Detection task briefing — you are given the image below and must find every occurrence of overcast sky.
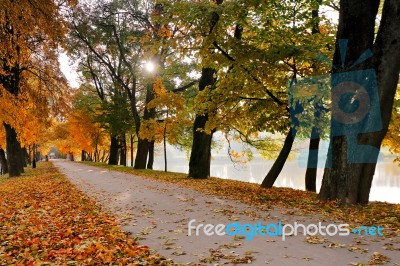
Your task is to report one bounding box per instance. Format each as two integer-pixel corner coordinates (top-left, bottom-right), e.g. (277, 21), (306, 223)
(59, 51), (80, 88)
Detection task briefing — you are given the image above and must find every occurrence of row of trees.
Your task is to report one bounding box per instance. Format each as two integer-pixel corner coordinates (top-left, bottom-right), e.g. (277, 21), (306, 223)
(1, 0), (399, 205)
(0, 0), (74, 176)
(64, 0), (400, 204)
(64, 0), (333, 177)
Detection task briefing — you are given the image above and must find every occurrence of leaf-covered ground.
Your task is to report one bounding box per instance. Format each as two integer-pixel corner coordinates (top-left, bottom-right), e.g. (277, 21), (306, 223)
(0, 162), (174, 265)
(82, 162), (399, 237)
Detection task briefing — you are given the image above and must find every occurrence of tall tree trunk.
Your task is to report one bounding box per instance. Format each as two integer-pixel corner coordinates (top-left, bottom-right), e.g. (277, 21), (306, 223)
(95, 144), (98, 162)
(260, 82), (302, 188)
(304, 0), (322, 192)
(35, 152), (41, 162)
(261, 128), (296, 188)
(18, 144), (24, 174)
(22, 147), (28, 167)
(119, 135), (127, 166)
(130, 134), (134, 167)
(146, 140), (154, 169)
(134, 83), (155, 169)
(0, 148), (8, 175)
(319, 0), (379, 203)
(27, 145), (31, 165)
(319, 0), (400, 204)
(4, 123), (21, 177)
(305, 127), (320, 192)
(188, 1), (223, 178)
(81, 150), (86, 161)
(108, 135), (119, 165)
(32, 144), (37, 164)
(189, 118), (214, 178)
(163, 125), (167, 172)
(94, 143), (99, 162)
(189, 68), (216, 178)
(134, 139), (149, 169)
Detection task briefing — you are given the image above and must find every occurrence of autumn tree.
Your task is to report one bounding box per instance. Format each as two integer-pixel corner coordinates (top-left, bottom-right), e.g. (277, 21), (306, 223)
(69, 0), (199, 169)
(318, 0), (400, 204)
(69, 0), (160, 168)
(47, 122), (80, 159)
(183, 0), (222, 179)
(140, 78), (191, 171)
(0, 0), (73, 176)
(68, 86), (111, 163)
(162, 0), (333, 181)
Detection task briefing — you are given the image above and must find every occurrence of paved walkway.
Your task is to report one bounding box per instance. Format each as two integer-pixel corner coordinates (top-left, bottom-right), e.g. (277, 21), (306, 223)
(53, 160), (399, 265)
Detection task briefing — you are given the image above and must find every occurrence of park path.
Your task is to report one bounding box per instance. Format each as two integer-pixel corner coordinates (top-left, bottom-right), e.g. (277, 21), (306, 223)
(53, 160), (399, 266)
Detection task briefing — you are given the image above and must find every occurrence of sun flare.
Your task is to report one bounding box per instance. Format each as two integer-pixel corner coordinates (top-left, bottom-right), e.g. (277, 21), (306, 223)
(145, 61), (155, 72)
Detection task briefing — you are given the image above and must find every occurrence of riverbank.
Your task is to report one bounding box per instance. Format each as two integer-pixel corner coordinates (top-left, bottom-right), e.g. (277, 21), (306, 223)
(81, 161), (400, 234)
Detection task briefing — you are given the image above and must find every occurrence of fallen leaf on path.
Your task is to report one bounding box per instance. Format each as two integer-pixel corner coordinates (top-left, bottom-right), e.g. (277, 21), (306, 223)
(0, 162), (175, 265)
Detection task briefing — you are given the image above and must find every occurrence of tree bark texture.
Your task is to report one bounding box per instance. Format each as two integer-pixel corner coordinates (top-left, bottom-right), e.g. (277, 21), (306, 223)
(319, 0), (400, 204)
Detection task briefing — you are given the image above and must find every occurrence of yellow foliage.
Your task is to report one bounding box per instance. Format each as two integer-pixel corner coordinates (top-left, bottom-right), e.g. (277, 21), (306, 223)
(43, 112), (109, 157)
(153, 78), (167, 96)
(139, 119), (163, 142)
(68, 110), (109, 153)
(139, 79), (191, 144)
(0, 0), (74, 147)
(158, 26), (173, 38)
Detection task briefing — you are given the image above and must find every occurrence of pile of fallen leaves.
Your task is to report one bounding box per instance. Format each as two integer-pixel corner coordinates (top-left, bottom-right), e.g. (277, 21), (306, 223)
(83, 162), (400, 237)
(0, 162), (174, 265)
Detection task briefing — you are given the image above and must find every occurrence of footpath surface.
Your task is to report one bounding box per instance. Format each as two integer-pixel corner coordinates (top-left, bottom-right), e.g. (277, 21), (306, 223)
(53, 160), (400, 266)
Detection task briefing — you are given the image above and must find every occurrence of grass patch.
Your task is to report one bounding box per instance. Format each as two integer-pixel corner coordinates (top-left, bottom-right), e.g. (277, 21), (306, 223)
(0, 162), (174, 265)
(81, 161), (400, 236)
(0, 175), (7, 184)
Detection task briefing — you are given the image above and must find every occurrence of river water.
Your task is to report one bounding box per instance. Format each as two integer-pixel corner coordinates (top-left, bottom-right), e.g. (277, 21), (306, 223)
(150, 143), (400, 204)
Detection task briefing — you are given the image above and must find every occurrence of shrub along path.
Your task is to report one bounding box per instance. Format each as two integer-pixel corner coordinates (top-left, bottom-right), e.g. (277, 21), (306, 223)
(53, 160), (399, 266)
